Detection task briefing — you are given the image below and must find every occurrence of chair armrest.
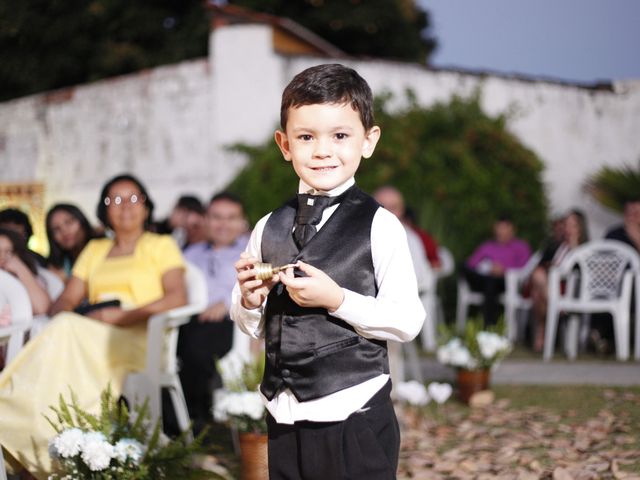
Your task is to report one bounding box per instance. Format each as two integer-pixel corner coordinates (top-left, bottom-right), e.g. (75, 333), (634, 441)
(0, 322), (32, 364)
(144, 302), (207, 377)
(157, 304), (207, 328)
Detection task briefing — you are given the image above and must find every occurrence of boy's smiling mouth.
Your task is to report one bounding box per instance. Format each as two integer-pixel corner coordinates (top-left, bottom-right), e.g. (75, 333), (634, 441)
(311, 166), (338, 172)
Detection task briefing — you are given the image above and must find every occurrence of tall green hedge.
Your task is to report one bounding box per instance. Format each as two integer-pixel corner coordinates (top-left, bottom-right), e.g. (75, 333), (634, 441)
(227, 91), (548, 262)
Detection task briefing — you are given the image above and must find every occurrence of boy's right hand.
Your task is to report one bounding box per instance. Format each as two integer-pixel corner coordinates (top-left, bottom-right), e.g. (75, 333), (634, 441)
(235, 252), (279, 310)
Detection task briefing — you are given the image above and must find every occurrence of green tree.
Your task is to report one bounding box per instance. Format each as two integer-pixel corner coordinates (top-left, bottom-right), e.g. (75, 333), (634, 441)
(227, 91), (548, 263)
(228, 0), (437, 63)
(0, 0), (210, 101)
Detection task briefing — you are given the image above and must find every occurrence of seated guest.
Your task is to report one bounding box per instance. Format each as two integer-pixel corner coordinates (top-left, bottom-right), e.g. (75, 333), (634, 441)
(529, 209), (588, 351)
(373, 186), (433, 293)
(405, 206), (441, 270)
(178, 192), (249, 431)
(0, 227), (51, 316)
(0, 173), (187, 479)
(0, 207), (48, 268)
(45, 203), (97, 282)
(182, 200), (207, 250)
(605, 197), (640, 252)
(462, 216), (531, 327)
(155, 194), (204, 249)
(537, 214), (566, 268)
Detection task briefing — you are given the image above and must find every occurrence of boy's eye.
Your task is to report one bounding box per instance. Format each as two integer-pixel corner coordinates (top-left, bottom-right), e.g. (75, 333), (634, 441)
(298, 134), (313, 141)
(335, 133), (348, 140)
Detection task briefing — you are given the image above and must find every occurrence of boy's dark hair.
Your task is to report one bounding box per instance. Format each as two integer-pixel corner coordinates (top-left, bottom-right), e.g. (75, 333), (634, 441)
(0, 208), (34, 241)
(96, 173), (155, 230)
(280, 63), (375, 131)
(46, 203), (96, 268)
(209, 191), (245, 213)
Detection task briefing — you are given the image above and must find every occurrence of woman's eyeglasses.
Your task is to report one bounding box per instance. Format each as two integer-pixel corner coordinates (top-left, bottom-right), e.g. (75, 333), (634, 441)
(104, 194), (145, 207)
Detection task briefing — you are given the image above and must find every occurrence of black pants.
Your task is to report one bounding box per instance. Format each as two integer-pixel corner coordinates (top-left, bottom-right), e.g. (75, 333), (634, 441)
(267, 381), (399, 480)
(176, 315), (234, 422)
(462, 265), (505, 327)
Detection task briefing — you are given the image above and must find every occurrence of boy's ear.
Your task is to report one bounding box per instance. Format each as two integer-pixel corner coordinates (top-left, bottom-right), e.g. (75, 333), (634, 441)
(274, 130), (292, 162)
(362, 126), (381, 159)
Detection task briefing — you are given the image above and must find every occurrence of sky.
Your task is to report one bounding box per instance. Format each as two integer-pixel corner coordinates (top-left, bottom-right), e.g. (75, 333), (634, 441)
(420, 0), (640, 84)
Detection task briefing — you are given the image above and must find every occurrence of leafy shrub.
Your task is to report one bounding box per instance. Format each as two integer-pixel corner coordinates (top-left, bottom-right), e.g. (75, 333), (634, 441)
(585, 160), (640, 213)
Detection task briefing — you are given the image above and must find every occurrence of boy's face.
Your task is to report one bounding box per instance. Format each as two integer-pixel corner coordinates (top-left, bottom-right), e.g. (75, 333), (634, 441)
(274, 103), (380, 192)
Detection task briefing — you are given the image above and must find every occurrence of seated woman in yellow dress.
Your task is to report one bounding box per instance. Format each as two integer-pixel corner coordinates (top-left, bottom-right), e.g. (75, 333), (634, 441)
(0, 173), (187, 479)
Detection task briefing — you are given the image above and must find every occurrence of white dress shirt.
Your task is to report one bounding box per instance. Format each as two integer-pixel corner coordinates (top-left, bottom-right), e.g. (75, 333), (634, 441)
(230, 177), (425, 424)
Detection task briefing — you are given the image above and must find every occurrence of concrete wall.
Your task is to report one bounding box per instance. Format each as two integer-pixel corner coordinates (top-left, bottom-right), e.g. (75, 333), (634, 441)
(2, 23), (639, 240)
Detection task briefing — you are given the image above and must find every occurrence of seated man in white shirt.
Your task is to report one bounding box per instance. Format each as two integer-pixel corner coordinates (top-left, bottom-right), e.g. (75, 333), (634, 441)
(232, 64), (425, 479)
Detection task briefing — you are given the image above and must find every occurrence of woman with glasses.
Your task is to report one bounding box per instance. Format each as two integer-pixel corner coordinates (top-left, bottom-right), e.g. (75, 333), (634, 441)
(0, 174), (187, 479)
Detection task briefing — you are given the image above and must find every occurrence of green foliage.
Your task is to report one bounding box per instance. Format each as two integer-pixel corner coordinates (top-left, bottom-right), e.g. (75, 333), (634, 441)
(227, 91), (548, 265)
(45, 385), (216, 479)
(0, 0), (210, 101)
(584, 160), (640, 213)
(228, 0), (436, 63)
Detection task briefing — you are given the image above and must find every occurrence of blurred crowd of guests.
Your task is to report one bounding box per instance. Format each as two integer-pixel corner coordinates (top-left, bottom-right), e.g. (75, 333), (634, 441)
(1, 174), (638, 456)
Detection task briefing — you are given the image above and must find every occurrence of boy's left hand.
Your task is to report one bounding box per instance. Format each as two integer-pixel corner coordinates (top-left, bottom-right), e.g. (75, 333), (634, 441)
(279, 261), (344, 312)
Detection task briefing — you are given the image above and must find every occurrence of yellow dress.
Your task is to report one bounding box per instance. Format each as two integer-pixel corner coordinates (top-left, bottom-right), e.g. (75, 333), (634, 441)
(0, 232), (184, 479)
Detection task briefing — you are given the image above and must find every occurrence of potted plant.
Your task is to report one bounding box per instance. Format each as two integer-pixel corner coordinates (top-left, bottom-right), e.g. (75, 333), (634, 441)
(437, 318), (512, 404)
(213, 354), (267, 480)
(45, 386), (213, 479)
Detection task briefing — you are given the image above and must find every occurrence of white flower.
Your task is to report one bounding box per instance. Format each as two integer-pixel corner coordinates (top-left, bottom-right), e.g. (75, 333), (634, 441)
(437, 338), (475, 369)
(214, 390), (264, 421)
(113, 438), (145, 465)
(427, 382), (453, 404)
(477, 331), (511, 359)
(218, 353), (247, 388)
(396, 381), (430, 406)
(213, 390), (232, 422)
(239, 392), (264, 420)
(53, 428), (84, 458)
(81, 432), (114, 471)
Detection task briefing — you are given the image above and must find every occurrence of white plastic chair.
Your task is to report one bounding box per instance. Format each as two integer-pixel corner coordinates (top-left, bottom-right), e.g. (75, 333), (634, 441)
(420, 246), (455, 351)
(0, 270), (33, 480)
(121, 262), (207, 439)
(503, 251), (542, 341)
(0, 270), (33, 365)
(436, 246), (455, 280)
(456, 251), (541, 340)
(543, 240), (640, 361)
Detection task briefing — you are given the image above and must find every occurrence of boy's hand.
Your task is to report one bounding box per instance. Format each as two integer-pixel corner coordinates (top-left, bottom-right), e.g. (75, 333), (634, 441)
(235, 253), (279, 310)
(279, 261), (344, 312)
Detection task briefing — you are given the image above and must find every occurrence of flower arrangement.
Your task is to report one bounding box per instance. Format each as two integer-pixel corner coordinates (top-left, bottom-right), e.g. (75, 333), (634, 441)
(45, 386), (213, 480)
(213, 354), (267, 434)
(437, 318), (512, 371)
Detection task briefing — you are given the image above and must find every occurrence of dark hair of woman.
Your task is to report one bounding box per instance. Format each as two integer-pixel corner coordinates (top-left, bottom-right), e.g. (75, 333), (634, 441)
(568, 208), (589, 244)
(96, 173), (155, 230)
(45, 203), (96, 269)
(0, 227), (38, 275)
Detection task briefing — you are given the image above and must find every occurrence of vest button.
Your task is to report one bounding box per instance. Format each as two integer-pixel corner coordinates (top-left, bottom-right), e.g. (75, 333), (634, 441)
(281, 368), (291, 377)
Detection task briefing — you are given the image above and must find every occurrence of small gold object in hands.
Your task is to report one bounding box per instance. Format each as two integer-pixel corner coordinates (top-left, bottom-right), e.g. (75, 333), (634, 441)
(254, 262), (297, 281)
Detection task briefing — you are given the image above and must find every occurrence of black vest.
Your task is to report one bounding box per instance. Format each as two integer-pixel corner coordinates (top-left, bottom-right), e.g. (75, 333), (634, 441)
(260, 186), (389, 401)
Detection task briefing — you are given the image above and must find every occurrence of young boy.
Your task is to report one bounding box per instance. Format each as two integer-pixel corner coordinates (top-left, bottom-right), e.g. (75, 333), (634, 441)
(231, 63), (425, 479)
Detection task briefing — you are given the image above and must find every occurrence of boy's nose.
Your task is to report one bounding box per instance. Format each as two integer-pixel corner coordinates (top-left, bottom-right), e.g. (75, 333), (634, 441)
(313, 138), (331, 158)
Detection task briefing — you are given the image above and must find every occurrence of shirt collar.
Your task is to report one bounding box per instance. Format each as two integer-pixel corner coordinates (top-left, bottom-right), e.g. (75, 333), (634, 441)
(298, 177), (355, 197)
